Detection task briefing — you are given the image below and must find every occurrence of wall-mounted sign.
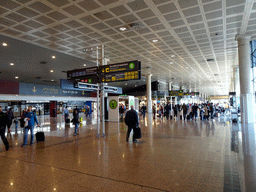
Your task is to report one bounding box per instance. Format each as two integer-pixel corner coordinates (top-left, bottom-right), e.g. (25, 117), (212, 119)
(99, 60), (141, 75)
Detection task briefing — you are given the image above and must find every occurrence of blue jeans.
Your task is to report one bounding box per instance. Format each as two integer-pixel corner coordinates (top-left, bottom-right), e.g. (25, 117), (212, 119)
(15, 124), (18, 129)
(75, 123), (79, 134)
(23, 126), (34, 145)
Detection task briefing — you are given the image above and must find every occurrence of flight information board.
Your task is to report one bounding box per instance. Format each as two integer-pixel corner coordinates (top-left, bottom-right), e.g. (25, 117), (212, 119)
(67, 67), (98, 79)
(169, 91), (183, 96)
(99, 60), (141, 75)
(100, 71), (141, 83)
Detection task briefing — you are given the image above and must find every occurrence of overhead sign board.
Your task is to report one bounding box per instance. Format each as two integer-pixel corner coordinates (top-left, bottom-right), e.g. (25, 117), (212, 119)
(67, 67), (98, 79)
(99, 60), (141, 75)
(169, 90), (183, 96)
(100, 71), (141, 83)
(191, 92), (200, 96)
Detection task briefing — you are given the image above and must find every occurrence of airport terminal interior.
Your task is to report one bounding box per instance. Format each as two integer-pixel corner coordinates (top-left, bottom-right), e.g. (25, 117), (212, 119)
(1, 0), (256, 191)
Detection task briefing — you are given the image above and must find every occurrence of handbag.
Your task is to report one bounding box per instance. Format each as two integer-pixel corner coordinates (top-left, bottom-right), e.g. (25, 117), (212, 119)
(24, 118), (28, 127)
(134, 126), (141, 139)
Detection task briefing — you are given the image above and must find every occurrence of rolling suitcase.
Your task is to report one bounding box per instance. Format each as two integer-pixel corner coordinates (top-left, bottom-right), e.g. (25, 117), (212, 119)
(170, 115), (172, 120)
(66, 118), (70, 123)
(36, 132), (45, 142)
(180, 115), (182, 120)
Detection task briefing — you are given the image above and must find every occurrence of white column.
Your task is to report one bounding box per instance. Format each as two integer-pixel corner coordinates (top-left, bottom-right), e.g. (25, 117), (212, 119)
(146, 74), (152, 113)
(236, 35), (254, 124)
(189, 82), (192, 93)
(236, 34), (256, 192)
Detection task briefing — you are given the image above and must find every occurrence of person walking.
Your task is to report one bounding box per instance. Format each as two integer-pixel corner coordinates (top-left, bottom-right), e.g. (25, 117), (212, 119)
(6, 108), (14, 134)
(14, 116), (19, 133)
(125, 105), (139, 143)
(209, 103), (214, 119)
(23, 106), (40, 146)
(63, 107), (69, 123)
(165, 103), (171, 120)
(152, 104), (156, 119)
(182, 103), (188, 120)
(141, 104), (147, 119)
(72, 109), (80, 136)
(174, 105), (178, 119)
(0, 106), (9, 151)
(192, 104), (199, 120)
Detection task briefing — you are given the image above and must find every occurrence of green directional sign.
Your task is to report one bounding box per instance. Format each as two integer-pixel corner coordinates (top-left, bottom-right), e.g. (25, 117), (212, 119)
(130, 99), (134, 106)
(109, 100), (118, 109)
(129, 62), (135, 69)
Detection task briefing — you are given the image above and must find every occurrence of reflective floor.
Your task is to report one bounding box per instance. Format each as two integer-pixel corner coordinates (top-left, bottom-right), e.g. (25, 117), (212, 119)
(0, 113), (244, 192)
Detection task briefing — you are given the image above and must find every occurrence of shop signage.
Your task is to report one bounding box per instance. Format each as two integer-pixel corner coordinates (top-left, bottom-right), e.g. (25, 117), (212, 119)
(211, 95), (229, 99)
(99, 60), (141, 75)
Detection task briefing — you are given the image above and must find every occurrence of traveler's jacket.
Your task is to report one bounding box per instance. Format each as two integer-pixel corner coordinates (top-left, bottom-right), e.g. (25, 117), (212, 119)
(72, 113), (80, 124)
(0, 112), (7, 128)
(24, 112), (39, 127)
(6, 110), (14, 122)
(125, 109), (139, 127)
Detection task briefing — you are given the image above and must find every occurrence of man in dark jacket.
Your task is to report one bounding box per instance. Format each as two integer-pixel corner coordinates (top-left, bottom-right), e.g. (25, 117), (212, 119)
(0, 106), (9, 151)
(125, 105), (139, 143)
(6, 108), (14, 133)
(165, 103), (171, 120)
(182, 103), (188, 120)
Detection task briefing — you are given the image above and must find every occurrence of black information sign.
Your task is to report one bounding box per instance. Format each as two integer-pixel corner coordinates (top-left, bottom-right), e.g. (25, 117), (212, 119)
(75, 75), (98, 84)
(99, 60), (141, 75)
(67, 67), (98, 79)
(100, 71), (141, 83)
(169, 90), (183, 96)
(191, 92), (200, 96)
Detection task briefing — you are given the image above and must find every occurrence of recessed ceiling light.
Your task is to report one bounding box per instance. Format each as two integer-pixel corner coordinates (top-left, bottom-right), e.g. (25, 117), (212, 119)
(171, 55), (175, 57)
(83, 64), (86, 66)
(170, 62), (174, 64)
(50, 70), (53, 72)
(10, 63), (14, 66)
(143, 79), (145, 81)
(15, 76), (19, 79)
(119, 27), (127, 31)
(2, 43), (7, 46)
(152, 39), (158, 43)
(52, 56), (56, 59)
(51, 79), (54, 81)
(135, 85), (137, 87)
(125, 83), (127, 85)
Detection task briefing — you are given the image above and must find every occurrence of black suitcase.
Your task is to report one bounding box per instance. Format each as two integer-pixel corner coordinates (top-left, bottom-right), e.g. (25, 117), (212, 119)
(180, 115), (182, 120)
(36, 132), (45, 142)
(187, 115), (190, 120)
(66, 119), (70, 123)
(170, 115), (172, 120)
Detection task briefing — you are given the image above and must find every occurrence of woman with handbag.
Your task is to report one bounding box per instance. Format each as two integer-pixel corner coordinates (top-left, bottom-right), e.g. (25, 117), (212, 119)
(72, 109), (80, 136)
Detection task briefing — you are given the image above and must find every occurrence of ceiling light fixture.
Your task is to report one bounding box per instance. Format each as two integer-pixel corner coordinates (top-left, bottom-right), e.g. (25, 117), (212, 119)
(171, 55), (175, 57)
(83, 64), (86, 66)
(50, 70), (53, 72)
(119, 27), (127, 31)
(125, 83), (127, 85)
(52, 56), (56, 59)
(51, 79), (54, 81)
(15, 76), (19, 79)
(170, 62), (174, 64)
(152, 39), (158, 43)
(2, 43), (7, 46)
(10, 63), (14, 66)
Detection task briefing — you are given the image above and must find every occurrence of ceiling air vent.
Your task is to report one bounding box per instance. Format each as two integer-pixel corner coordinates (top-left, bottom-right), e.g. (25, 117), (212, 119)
(40, 61), (47, 64)
(129, 22), (144, 30)
(206, 59), (214, 62)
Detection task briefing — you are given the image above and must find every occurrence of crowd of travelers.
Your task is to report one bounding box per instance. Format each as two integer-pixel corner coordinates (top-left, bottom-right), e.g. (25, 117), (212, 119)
(152, 103), (228, 120)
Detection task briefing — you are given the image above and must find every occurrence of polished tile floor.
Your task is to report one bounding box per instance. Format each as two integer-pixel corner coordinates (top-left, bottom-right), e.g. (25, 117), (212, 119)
(0, 113), (243, 192)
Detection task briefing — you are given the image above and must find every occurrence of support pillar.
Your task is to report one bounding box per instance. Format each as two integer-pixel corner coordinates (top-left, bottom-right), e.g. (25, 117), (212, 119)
(236, 34), (256, 192)
(237, 35), (254, 124)
(146, 74), (152, 113)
